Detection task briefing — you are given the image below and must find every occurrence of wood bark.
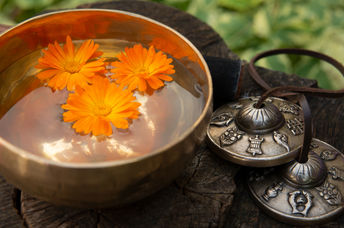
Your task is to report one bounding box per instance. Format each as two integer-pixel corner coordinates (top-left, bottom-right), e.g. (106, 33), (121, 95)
(0, 1), (342, 227)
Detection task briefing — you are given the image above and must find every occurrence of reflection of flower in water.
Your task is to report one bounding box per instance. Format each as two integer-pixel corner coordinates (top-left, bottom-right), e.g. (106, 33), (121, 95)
(111, 44), (175, 93)
(18, 16), (111, 50)
(62, 77), (141, 136)
(150, 37), (186, 59)
(35, 35), (105, 91)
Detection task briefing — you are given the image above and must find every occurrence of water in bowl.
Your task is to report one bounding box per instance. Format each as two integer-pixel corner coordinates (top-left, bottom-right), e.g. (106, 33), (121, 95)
(0, 39), (205, 163)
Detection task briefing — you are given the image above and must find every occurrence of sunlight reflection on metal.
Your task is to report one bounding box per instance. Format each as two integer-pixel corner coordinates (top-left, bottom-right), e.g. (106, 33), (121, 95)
(107, 138), (136, 157)
(80, 143), (91, 156)
(147, 120), (156, 132)
(42, 138), (73, 162)
(137, 94), (148, 113)
(137, 95), (156, 132)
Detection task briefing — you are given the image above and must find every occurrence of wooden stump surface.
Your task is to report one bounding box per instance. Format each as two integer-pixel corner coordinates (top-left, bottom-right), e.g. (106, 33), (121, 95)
(0, 1), (343, 227)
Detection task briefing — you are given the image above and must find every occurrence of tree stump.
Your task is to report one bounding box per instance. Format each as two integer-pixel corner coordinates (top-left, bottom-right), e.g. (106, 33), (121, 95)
(0, 178), (24, 227)
(0, 1), (343, 227)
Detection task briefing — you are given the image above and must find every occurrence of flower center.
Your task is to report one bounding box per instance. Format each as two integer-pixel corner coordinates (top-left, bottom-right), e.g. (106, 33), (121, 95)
(135, 67), (150, 78)
(94, 105), (112, 117)
(64, 61), (82, 73)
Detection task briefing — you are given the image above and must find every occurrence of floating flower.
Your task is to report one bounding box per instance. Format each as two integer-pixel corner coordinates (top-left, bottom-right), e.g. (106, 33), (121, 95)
(35, 35), (105, 91)
(61, 77), (141, 136)
(111, 44), (175, 92)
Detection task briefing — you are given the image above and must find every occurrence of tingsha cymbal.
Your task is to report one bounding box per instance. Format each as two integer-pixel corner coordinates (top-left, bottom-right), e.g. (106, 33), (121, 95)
(247, 138), (344, 225)
(207, 96), (304, 167)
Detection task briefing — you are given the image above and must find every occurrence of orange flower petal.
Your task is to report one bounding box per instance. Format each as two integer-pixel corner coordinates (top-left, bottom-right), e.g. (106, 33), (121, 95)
(138, 78), (147, 92)
(90, 51), (103, 59)
(54, 41), (66, 59)
(62, 77), (140, 136)
(47, 74), (63, 90)
(64, 35), (74, 58)
(35, 35), (105, 91)
(111, 44), (174, 93)
(36, 69), (60, 80)
(91, 118), (112, 136)
(157, 74), (173, 81)
(72, 116), (94, 135)
(55, 72), (69, 90)
(147, 77), (164, 90)
(111, 118), (129, 129)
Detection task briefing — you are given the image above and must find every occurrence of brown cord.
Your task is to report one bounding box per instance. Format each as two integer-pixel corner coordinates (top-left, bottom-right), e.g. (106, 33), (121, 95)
(297, 95), (312, 163)
(248, 48), (344, 92)
(248, 48), (344, 163)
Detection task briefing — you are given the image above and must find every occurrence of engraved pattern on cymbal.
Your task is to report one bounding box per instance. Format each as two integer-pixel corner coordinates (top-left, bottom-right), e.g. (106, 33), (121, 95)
(310, 140), (319, 149)
(207, 96), (304, 167)
(210, 112), (233, 127)
(316, 181), (343, 206)
(286, 117), (304, 136)
(320, 150), (338, 161)
(288, 190), (313, 217)
(279, 103), (300, 115)
(219, 126), (245, 147)
(328, 167), (344, 181)
(247, 139), (344, 225)
(273, 131), (290, 152)
(247, 135), (264, 156)
(262, 182), (284, 201)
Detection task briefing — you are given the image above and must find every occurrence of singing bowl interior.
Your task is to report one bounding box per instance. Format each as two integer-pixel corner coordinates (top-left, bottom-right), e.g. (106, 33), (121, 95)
(0, 9), (212, 208)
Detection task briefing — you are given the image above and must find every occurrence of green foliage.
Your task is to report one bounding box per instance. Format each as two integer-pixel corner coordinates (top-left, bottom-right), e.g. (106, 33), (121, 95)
(152, 0), (191, 11)
(218, 0), (263, 12)
(0, 0), (110, 25)
(13, 0), (54, 9)
(1, 0), (343, 89)
(158, 0), (344, 89)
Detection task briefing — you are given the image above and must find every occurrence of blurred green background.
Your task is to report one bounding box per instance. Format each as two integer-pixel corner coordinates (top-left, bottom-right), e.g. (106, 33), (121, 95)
(1, 0), (344, 89)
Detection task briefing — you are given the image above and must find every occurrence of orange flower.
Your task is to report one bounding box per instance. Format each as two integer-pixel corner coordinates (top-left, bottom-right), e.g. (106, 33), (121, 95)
(61, 78), (141, 136)
(35, 35), (105, 91)
(111, 44), (175, 92)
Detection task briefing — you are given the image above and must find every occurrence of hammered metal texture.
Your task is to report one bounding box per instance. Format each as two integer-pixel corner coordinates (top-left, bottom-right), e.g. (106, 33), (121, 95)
(0, 10), (213, 208)
(247, 139), (344, 225)
(207, 96), (304, 167)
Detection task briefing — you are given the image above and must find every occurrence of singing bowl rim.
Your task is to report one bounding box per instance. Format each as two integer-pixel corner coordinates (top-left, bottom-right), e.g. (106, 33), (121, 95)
(0, 9), (213, 168)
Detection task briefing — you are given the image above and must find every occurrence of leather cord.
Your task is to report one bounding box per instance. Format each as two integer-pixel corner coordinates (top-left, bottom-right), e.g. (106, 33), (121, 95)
(297, 95), (312, 163)
(248, 48), (344, 163)
(248, 48), (344, 92)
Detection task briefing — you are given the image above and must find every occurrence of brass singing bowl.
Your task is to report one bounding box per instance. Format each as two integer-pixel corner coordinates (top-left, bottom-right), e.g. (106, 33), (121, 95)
(0, 9), (212, 207)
